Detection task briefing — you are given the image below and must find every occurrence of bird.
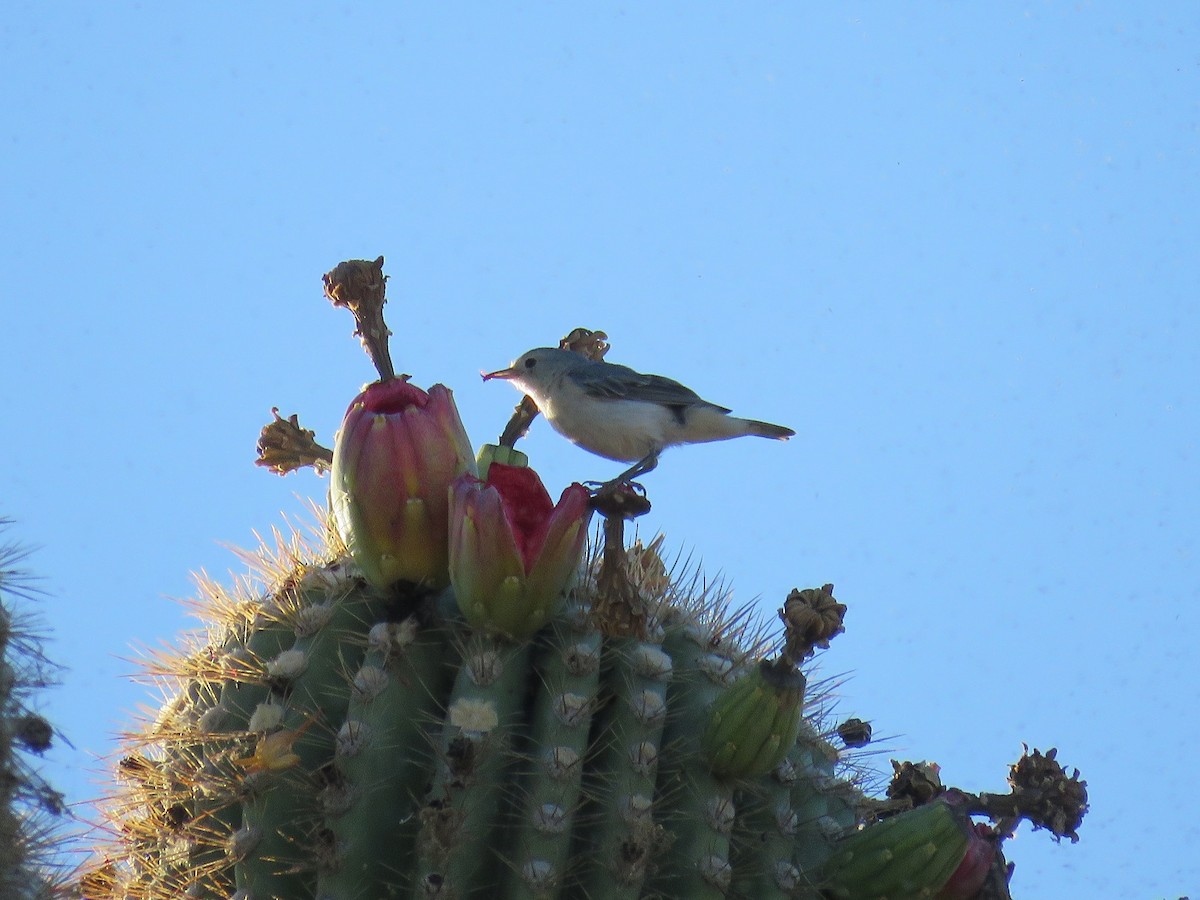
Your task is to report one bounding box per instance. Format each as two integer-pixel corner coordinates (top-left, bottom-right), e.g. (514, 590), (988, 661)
(483, 347), (794, 488)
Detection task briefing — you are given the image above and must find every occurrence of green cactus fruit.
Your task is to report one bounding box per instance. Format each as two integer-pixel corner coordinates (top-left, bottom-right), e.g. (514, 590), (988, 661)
(74, 523), (879, 900)
(820, 797), (974, 900)
(702, 657), (805, 777)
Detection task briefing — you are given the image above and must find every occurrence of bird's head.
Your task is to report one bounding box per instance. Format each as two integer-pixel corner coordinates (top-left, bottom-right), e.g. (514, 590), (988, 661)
(482, 348), (565, 400)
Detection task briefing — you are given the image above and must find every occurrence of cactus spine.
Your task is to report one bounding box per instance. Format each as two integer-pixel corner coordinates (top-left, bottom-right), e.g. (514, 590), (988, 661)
(0, 522), (67, 899)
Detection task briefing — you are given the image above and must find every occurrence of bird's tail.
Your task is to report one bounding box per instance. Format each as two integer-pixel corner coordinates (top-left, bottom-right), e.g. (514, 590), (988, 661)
(743, 419), (795, 441)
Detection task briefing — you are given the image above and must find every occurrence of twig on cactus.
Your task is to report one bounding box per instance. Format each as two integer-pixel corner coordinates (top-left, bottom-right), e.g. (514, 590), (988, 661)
(498, 394), (542, 449)
(591, 511), (649, 639)
(322, 255), (398, 381)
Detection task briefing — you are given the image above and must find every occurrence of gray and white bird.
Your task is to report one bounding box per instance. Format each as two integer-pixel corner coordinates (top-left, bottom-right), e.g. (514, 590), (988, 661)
(484, 347), (794, 485)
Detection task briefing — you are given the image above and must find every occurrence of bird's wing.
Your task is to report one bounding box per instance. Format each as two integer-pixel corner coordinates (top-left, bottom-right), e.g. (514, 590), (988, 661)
(577, 362), (732, 413)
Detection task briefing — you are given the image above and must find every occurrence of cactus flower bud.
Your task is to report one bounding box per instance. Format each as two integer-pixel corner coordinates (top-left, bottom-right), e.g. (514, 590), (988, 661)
(330, 379), (476, 589)
(449, 462), (590, 640)
(702, 658), (805, 777)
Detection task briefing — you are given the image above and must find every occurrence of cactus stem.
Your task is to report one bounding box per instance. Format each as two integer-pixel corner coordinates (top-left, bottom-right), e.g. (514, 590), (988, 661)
(413, 634), (535, 896)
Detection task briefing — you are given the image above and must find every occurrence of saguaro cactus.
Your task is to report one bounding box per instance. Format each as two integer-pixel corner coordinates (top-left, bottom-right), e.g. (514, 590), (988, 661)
(71, 258), (1086, 899)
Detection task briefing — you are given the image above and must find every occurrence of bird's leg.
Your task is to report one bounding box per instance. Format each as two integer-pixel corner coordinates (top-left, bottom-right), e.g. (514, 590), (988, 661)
(587, 452), (658, 519)
(593, 451), (659, 496)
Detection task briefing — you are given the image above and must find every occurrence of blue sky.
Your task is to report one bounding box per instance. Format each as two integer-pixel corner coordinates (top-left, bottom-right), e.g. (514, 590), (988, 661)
(2, 3), (1197, 896)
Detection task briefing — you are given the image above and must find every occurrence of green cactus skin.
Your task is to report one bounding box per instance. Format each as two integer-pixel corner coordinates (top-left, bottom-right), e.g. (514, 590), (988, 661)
(725, 757), (801, 900)
(503, 606), (600, 898)
(789, 719), (864, 889)
(645, 622), (740, 900)
(74, 531), (912, 900)
(574, 634), (673, 898)
(234, 574), (393, 899)
(316, 616), (459, 897)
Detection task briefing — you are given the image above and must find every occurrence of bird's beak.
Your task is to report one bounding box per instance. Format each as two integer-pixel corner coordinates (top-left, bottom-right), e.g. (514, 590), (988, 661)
(481, 366), (517, 381)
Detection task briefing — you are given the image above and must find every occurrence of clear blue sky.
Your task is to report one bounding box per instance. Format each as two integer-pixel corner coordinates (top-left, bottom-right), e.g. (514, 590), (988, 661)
(3, 4), (1196, 896)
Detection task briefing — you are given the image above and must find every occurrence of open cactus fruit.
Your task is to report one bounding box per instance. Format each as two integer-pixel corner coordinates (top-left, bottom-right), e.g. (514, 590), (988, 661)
(74, 257), (1087, 899)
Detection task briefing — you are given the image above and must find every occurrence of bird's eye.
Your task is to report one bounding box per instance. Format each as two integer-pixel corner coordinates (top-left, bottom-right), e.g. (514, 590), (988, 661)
(524, 358), (537, 369)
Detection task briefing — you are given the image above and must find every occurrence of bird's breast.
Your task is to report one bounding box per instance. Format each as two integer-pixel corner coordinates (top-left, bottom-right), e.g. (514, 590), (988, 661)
(541, 396), (670, 462)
